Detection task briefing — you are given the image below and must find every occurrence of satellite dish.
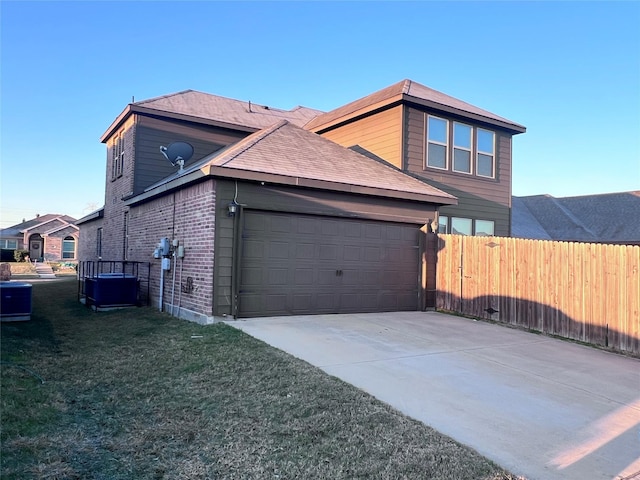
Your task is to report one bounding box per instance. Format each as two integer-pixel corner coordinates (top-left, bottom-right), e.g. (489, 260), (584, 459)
(159, 142), (194, 172)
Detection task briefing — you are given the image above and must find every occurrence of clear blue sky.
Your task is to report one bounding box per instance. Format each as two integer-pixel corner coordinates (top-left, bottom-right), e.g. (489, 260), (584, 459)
(1, 1), (639, 228)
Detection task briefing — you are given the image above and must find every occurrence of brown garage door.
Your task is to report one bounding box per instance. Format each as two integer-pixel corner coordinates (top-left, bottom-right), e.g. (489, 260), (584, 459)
(238, 211), (420, 317)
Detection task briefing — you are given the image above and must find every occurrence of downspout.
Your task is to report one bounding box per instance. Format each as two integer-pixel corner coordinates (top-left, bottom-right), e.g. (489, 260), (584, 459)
(231, 204), (243, 318)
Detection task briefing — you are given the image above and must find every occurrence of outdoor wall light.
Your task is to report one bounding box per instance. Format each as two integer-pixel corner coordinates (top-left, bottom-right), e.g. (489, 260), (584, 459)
(228, 201), (239, 217)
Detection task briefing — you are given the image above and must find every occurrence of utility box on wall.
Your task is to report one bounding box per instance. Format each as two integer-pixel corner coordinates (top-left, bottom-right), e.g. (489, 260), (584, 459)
(0, 282), (33, 321)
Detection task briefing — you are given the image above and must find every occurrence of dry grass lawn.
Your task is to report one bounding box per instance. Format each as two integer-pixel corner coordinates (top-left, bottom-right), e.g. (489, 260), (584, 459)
(1, 279), (522, 479)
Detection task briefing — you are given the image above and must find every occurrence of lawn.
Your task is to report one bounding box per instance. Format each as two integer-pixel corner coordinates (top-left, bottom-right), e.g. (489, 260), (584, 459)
(1, 279), (521, 479)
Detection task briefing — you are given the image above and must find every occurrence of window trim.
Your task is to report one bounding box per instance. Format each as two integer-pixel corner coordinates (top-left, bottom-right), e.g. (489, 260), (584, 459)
(425, 115), (449, 170)
(62, 236), (76, 260)
(476, 128), (496, 179)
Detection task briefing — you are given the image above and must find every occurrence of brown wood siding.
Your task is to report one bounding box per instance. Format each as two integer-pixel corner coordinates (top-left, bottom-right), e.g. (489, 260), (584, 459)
(404, 106), (513, 236)
(318, 106), (403, 169)
(213, 179), (438, 317)
(133, 115), (246, 195)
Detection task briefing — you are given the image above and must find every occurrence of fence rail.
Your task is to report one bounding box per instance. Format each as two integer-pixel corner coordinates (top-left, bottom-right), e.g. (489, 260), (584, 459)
(435, 234), (640, 355)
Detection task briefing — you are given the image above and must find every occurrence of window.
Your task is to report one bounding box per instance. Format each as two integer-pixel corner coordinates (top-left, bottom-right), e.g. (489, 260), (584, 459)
(0, 240), (18, 249)
(96, 227), (103, 258)
(111, 130), (125, 180)
(476, 128), (495, 178)
(451, 217), (473, 236)
(453, 123), (472, 174)
(438, 215), (449, 234)
(475, 220), (495, 236)
(62, 236), (76, 259)
(426, 116), (448, 169)
(424, 116), (497, 180)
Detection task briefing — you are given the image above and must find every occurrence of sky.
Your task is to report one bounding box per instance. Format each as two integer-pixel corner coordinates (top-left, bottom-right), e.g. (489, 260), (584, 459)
(1, 1), (639, 228)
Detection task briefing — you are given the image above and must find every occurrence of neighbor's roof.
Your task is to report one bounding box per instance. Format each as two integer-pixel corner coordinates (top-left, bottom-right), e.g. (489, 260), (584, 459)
(512, 191), (640, 244)
(136, 120), (457, 206)
(0, 214), (78, 238)
(101, 90), (323, 142)
(305, 79), (526, 134)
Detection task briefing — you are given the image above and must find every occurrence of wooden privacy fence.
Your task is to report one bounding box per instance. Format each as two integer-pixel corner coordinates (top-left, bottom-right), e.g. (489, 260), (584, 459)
(435, 234), (640, 355)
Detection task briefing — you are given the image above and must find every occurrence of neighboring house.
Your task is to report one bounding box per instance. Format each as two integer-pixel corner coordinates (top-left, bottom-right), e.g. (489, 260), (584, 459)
(77, 88), (457, 322)
(512, 191), (640, 245)
(0, 214), (79, 262)
(305, 79), (526, 237)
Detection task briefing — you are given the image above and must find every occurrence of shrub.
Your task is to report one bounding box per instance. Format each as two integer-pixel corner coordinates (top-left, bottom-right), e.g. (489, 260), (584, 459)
(13, 249), (29, 262)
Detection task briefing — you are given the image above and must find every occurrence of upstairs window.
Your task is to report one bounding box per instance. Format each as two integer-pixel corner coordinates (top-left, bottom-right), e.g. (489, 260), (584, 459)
(453, 122), (472, 174)
(476, 128), (495, 178)
(62, 236), (76, 259)
(426, 116), (448, 169)
(111, 130), (125, 180)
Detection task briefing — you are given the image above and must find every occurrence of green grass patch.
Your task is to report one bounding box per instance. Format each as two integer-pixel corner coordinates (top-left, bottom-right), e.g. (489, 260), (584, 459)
(1, 279), (521, 479)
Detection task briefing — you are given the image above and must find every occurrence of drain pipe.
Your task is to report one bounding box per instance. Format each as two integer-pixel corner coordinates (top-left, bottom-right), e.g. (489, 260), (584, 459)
(159, 262), (165, 311)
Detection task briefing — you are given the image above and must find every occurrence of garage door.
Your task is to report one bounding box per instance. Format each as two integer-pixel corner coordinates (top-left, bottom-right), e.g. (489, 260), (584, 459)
(238, 211), (420, 317)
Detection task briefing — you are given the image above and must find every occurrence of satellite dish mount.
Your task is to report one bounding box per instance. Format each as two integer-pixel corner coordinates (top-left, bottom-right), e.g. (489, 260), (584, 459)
(159, 142), (194, 173)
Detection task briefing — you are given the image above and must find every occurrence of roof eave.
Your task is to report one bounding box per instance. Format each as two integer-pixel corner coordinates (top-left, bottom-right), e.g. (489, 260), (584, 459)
(403, 95), (526, 134)
(101, 105), (260, 143)
(206, 166), (458, 206)
(124, 163), (457, 208)
(308, 93), (526, 135)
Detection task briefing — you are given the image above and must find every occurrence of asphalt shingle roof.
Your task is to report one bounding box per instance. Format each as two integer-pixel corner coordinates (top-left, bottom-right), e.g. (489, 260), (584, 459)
(146, 121), (456, 205)
(305, 79), (526, 133)
(0, 214), (78, 238)
(512, 192), (640, 243)
(134, 90), (323, 130)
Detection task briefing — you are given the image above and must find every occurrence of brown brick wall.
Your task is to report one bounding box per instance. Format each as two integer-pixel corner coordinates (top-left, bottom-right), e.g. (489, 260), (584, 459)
(128, 179), (217, 318)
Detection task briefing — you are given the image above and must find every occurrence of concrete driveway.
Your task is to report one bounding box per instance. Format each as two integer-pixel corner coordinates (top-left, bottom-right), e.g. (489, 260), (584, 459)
(228, 311), (640, 480)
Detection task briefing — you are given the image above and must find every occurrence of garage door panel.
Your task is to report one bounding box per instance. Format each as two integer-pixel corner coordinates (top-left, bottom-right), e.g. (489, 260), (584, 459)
(239, 211), (419, 317)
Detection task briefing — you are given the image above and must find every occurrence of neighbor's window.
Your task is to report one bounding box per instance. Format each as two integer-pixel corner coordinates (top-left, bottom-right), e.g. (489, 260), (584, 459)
(438, 215), (449, 234)
(0, 240), (18, 249)
(451, 217), (473, 236)
(62, 236), (76, 259)
(453, 123), (472, 174)
(476, 129), (495, 178)
(426, 116), (448, 169)
(475, 219), (495, 236)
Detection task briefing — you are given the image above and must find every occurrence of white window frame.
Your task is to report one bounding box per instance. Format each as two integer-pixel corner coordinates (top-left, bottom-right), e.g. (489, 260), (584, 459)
(62, 236), (76, 259)
(425, 115), (449, 170)
(452, 122), (473, 174)
(451, 217), (473, 236)
(1, 240), (18, 249)
(476, 128), (496, 179)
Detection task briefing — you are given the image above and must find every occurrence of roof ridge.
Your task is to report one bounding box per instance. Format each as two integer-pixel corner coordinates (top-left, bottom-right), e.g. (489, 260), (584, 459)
(401, 79), (411, 95)
(134, 90), (195, 105)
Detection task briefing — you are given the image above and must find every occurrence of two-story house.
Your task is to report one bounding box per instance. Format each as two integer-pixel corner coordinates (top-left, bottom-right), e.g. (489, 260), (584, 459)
(77, 89), (457, 322)
(305, 80), (526, 237)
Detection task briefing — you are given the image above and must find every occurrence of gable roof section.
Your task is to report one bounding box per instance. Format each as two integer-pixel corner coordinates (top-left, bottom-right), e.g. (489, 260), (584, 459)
(512, 192), (640, 244)
(305, 79), (526, 134)
(0, 215), (78, 238)
(101, 90), (324, 142)
(133, 121), (457, 206)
